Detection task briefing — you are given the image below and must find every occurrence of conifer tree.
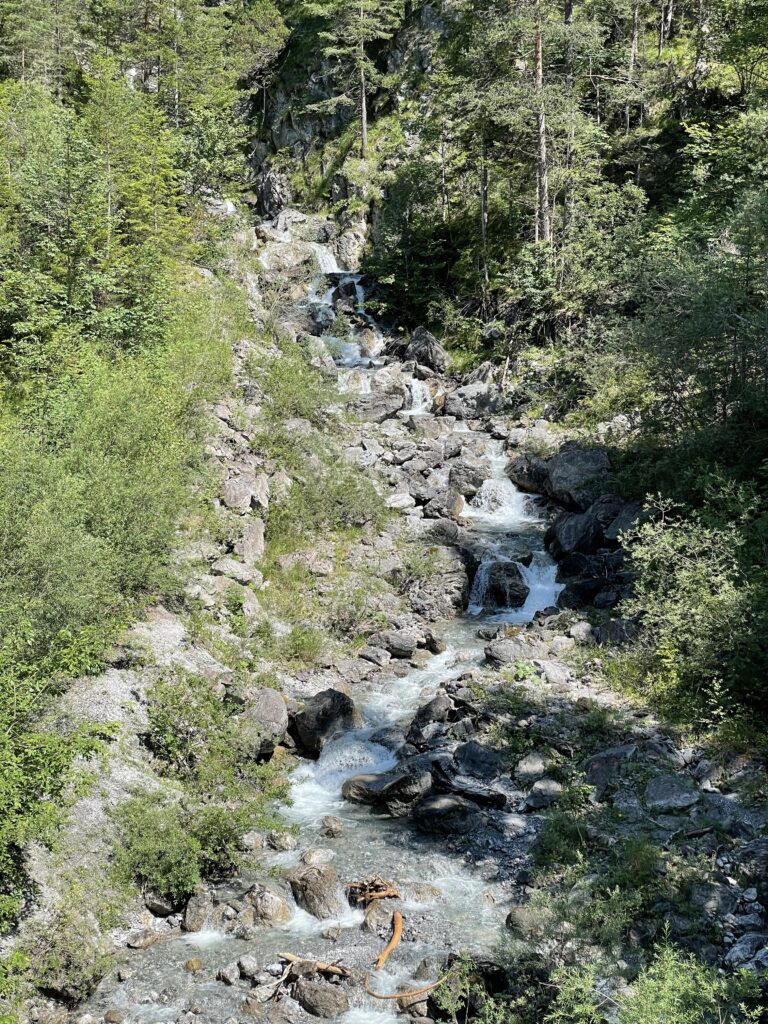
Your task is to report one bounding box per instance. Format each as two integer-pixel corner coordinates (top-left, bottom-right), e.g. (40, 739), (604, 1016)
(303, 0), (405, 158)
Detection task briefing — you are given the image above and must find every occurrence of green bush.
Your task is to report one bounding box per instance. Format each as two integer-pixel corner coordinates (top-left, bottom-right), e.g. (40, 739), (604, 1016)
(111, 793), (202, 904)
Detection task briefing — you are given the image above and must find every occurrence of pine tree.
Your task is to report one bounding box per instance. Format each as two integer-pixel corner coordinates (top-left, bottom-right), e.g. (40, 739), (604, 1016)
(303, 0), (405, 158)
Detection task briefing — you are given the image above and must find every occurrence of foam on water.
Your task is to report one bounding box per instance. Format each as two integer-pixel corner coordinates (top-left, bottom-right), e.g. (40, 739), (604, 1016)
(184, 928), (228, 949)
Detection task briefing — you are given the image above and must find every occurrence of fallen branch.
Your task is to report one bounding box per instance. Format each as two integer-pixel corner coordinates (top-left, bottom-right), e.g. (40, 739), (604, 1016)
(364, 974), (448, 1001)
(374, 910), (403, 970)
(347, 875), (401, 905)
(277, 952), (351, 978)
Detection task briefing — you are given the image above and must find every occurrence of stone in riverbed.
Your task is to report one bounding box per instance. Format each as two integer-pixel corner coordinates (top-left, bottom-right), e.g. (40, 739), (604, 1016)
(483, 563), (530, 610)
(243, 885), (292, 925)
(291, 689), (363, 757)
(293, 978), (350, 1018)
(289, 864), (344, 919)
(412, 794), (483, 835)
(217, 962), (241, 985)
(644, 774), (699, 813)
(126, 929), (159, 950)
(321, 814), (344, 838)
(448, 458), (490, 496)
(352, 391), (405, 423)
(369, 628), (420, 658)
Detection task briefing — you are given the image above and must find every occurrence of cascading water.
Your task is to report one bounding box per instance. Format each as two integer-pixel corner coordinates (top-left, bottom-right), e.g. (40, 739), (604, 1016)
(79, 224), (567, 1024)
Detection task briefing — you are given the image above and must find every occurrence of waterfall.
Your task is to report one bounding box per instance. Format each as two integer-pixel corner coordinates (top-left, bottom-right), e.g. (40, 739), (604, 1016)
(309, 242), (342, 275)
(407, 378), (432, 414)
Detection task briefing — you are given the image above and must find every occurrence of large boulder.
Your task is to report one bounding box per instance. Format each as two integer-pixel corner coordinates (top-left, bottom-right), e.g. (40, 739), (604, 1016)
(221, 472), (270, 514)
(484, 635), (550, 666)
(506, 452), (550, 495)
(342, 761), (434, 817)
(293, 978), (350, 1018)
(412, 794), (483, 835)
(233, 519), (266, 564)
(239, 688), (289, 759)
(352, 391), (405, 423)
(405, 327), (450, 373)
(544, 443), (611, 510)
(545, 510), (604, 558)
(368, 628), (420, 658)
(289, 864), (344, 919)
(292, 689), (363, 757)
(257, 167), (293, 217)
(448, 458), (490, 496)
(483, 563), (530, 610)
(244, 885), (293, 925)
(443, 382), (496, 420)
(423, 488), (464, 520)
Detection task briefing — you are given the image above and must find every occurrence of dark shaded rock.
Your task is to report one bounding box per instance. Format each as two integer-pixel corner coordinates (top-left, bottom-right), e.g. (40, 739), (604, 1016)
(423, 488), (464, 520)
(545, 444), (611, 510)
(405, 327), (449, 373)
(644, 775), (700, 813)
(483, 562), (530, 610)
(523, 778), (563, 809)
(454, 741), (503, 778)
(292, 689), (363, 757)
(506, 453), (549, 495)
(412, 794), (483, 835)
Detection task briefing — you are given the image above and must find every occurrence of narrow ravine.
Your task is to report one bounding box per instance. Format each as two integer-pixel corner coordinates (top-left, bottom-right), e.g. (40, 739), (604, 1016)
(78, 214), (768, 1024)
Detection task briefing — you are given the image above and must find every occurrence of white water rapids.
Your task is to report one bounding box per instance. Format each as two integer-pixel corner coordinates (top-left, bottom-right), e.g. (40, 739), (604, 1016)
(81, 226), (565, 1024)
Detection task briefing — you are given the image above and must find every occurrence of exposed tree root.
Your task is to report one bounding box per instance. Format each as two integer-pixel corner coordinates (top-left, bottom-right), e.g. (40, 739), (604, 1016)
(374, 910), (403, 970)
(277, 952), (352, 978)
(364, 974), (447, 1001)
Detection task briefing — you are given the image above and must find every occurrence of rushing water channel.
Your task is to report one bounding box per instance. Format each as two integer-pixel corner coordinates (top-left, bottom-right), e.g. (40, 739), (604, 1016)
(83, 231), (564, 1024)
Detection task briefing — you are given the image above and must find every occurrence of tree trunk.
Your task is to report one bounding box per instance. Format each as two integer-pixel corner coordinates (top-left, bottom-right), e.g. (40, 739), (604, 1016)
(479, 136), (489, 285)
(535, 5), (551, 243)
(626, 0), (639, 133)
(658, 0), (674, 55)
(358, 33), (367, 159)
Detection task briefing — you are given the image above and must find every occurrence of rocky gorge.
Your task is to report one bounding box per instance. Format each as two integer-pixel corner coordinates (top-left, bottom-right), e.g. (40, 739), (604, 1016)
(18, 207), (768, 1024)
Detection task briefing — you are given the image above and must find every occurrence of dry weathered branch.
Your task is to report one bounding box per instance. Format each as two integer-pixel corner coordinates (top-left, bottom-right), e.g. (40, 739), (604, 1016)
(347, 875), (401, 905)
(278, 952), (352, 978)
(374, 910), (403, 970)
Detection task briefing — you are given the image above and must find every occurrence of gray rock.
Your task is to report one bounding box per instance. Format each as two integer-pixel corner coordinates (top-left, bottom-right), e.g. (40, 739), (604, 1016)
(545, 510), (604, 558)
(211, 556), (261, 586)
(482, 562), (530, 610)
(506, 452), (550, 495)
(292, 689), (363, 756)
(369, 628), (420, 658)
(221, 472), (270, 514)
(454, 741), (503, 778)
(217, 962), (241, 985)
(724, 932), (768, 968)
(359, 645), (392, 667)
(233, 519), (265, 564)
(239, 688), (289, 759)
(293, 978), (350, 1018)
(321, 815), (344, 838)
(244, 885), (292, 925)
(443, 382), (496, 420)
(413, 794), (483, 835)
(183, 888), (215, 932)
(545, 444), (611, 510)
(644, 774), (700, 813)
(289, 865), (344, 919)
(238, 955), (261, 979)
(352, 391), (405, 423)
(485, 635), (550, 666)
(523, 778), (563, 809)
(448, 459), (489, 496)
(423, 488), (464, 520)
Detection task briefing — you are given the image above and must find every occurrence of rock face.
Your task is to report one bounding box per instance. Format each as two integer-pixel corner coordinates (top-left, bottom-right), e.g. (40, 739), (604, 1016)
(507, 442), (610, 510)
(405, 327), (450, 373)
(234, 519), (266, 563)
(239, 687), (289, 759)
(257, 167), (293, 217)
(289, 864), (344, 919)
(293, 978), (350, 1018)
(292, 689), (363, 756)
(221, 472), (270, 514)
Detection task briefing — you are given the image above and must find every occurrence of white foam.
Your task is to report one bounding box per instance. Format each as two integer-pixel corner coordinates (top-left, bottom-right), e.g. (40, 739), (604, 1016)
(184, 928), (228, 949)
